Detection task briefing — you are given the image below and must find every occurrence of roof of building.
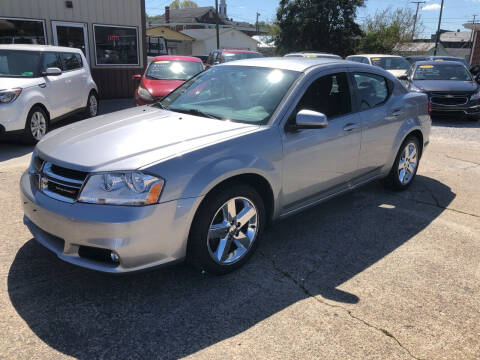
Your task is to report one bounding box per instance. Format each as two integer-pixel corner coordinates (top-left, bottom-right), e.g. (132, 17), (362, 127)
(152, 6), (217, 24)
(147, 26), (194, 41)
(181, 28), (258, 43)
(440, 31), (471, 43)
(393, 42), (436, 52)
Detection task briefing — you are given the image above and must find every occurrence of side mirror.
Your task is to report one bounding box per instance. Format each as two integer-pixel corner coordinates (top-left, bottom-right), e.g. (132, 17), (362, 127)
(397, 74), (408, 81)
(293, 110), (328, 130)
(132, 74), (142, 81)
(42, 67), (62, 76)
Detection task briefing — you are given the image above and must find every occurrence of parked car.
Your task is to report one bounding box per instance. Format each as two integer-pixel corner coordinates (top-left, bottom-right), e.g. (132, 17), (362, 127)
(205, 49), (263, 68)
(399, 61), (480, 121)
(21, 58), (430, 275)
(406, 55), (470, 68)
(346, 54), (410, 78)
(284, 52), (342, 59)
(133, 55), (204, 106)
(0, 44), (98, 143)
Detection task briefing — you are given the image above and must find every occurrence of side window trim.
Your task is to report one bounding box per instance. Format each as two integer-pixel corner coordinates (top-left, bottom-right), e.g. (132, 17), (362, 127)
(349, 70), (391, 112)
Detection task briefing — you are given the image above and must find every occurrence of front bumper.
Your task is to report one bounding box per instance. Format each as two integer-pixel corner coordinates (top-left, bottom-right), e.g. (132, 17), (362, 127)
(20, 171), (201, 273)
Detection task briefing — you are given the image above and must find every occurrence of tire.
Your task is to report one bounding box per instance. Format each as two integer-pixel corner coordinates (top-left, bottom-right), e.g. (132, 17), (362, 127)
(84, 91), (99, 118)
(23, 106), (49, 144)
(383, 135), (420, 191)
(187, 183), (266, 275)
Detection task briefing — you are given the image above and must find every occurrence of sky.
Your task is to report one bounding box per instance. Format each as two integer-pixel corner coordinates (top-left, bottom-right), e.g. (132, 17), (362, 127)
(145, 0), (480, 37)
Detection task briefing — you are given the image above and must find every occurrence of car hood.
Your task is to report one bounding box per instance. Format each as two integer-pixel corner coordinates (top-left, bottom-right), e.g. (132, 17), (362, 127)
(37, 106), (261, 172)
(142, 78), (185, 98)
(0, 76), (43, 90)
(387, 69), (407, 77)
(412, 80), (478, 93)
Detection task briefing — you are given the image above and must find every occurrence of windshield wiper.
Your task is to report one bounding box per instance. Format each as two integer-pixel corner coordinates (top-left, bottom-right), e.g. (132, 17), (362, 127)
(169, 108), (222, 120)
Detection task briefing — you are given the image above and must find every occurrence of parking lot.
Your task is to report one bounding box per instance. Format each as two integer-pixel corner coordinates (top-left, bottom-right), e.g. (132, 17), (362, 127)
(0, 106), (479, 359)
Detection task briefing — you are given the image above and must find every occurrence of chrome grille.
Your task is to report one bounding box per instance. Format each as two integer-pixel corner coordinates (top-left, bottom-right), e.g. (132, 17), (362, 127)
(430, 92), (471, 106)
(40, 162), (88, 202)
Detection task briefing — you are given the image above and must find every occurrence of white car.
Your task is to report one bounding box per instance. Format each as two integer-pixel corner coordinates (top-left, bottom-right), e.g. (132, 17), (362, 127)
(284, 52), (342, 59)
(346, 54), (410, 78)
(0, 45), (98, 143)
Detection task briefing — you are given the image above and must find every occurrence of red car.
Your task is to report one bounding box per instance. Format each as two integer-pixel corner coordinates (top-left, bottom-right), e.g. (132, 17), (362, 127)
(134, 56), (204, 106)
(205, 49), (263, 68)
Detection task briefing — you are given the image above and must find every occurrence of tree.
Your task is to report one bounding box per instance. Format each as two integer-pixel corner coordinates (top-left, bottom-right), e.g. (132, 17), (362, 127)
(357, 7), (424, 53)
(275, 0), (365, 57)
(170, 0), (198, 9)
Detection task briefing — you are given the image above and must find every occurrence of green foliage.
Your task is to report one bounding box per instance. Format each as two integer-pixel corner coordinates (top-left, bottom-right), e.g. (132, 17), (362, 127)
(357, 7), (423, 54)
(275, 0), (365, 57)
(170, 0), (198, 9)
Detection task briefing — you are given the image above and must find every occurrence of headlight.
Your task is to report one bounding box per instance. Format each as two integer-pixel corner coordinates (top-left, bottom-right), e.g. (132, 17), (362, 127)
(0, 88), (22, 104)
(470, 91), (480, 101)
(78, 171), (164, 206)
(137, 86), (154, 101)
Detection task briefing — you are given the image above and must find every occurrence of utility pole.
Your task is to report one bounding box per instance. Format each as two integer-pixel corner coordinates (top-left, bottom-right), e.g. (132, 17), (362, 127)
(411, 1), (426, 40)
(433, 0), (445, 55)
(468, 15), (478, 65)
(256, 12), (260, 35)
(215, 0), (220, 49)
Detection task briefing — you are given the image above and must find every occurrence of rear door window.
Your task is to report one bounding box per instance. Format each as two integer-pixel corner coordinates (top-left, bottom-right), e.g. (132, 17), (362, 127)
(61, 52), (82, 70)
(353, 73), (389, 110)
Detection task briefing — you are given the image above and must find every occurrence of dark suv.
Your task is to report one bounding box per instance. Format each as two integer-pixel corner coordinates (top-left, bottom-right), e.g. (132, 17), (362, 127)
(205, 49), (263, 68)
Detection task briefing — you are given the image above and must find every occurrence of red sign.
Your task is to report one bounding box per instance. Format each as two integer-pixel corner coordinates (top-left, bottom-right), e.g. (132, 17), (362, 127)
(108, 35), (120, 41)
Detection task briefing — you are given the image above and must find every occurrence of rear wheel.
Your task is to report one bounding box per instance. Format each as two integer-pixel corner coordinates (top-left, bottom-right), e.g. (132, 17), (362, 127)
(84, 91), (99, 118)
(383, 135), (420, 191)
(188, 184), (265, 275)
(23, 106), (48, 144)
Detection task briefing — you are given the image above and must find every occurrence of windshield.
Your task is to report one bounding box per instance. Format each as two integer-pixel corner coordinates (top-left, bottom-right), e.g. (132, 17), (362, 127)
(157, 65), (300, 124)
(222, 52), (263, 63)
(371, 57), (410, 71)
(433, 58), (469, 67)
(414, 64), (472, 81)
(0, 50), (41, 77)
(145, 60), (203, 81)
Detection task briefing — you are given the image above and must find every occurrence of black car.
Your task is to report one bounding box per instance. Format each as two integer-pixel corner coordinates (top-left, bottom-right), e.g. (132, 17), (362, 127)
(400, 61), (480, 120)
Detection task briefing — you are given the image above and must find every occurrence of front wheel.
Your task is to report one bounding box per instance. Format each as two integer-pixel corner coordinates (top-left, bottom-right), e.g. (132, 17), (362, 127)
(23, 106), (48, 144)
(383, 136), (420, 191)
(187, 184), (265, 275)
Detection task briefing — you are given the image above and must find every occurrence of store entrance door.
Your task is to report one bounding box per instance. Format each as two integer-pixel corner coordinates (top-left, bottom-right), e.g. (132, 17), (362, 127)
(52, 21), (89, 63)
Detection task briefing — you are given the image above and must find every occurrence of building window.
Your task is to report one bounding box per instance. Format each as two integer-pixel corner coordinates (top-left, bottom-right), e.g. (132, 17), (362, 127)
(93, 24), (139, 66)
(0, 17), (46, 45)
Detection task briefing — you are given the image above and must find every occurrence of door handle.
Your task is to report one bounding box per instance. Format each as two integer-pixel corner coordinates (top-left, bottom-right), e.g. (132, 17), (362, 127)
(343, 123), (360, 132)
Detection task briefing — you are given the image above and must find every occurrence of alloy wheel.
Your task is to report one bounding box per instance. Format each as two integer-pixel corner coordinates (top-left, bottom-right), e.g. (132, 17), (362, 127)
(89, 94), (98, 116)
(30, 111), (47, 140)
(398, 142), (418, 185)
(207, 197), (258, 265)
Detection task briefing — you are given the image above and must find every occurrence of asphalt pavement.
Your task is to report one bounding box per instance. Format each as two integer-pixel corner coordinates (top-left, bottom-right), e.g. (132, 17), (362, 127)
(0, 109), (479, 359)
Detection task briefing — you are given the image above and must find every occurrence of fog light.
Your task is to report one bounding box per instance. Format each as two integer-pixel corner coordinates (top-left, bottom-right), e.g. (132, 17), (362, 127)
(110, 251), (120, 263)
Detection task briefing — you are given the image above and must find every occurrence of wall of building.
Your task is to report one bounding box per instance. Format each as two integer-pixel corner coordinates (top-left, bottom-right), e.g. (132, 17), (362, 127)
(191, 30), (258, 56)
(471, 32), (480, 65)
(1, 0), (146, 98)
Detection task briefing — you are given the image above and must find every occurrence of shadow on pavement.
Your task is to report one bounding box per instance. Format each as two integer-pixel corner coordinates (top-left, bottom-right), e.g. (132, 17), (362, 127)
(8, 175), (455, 359)
(432, 117), (480, 129)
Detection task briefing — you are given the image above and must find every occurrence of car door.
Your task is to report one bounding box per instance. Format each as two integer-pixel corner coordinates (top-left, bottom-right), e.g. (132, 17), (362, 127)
(350, 71), (405, 179)
(281, 71), (362, 212)
(39, 51), (69, 119)
(60, 52), (84, 111)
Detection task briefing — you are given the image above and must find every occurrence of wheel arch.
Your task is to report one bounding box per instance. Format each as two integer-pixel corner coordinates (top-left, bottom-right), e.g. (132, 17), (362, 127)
(29, 103), (50, 122)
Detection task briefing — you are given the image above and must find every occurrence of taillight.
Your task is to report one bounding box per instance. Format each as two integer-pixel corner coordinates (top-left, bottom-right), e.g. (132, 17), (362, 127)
(427, 101), (432, 115)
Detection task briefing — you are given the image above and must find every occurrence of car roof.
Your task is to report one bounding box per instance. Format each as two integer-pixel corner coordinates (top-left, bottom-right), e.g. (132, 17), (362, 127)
(221, 49), (260, 54)
(151, 55), (202, 63)
(414, 60), (468, 67)
(0, 44), (84, 53)
(286, 52), (340, 56)
(218, 57), (346, 72)
(350, 54), (404, 58)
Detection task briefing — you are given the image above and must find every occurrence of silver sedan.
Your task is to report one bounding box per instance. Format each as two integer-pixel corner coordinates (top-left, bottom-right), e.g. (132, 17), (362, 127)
(21, 58), (430, 274)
